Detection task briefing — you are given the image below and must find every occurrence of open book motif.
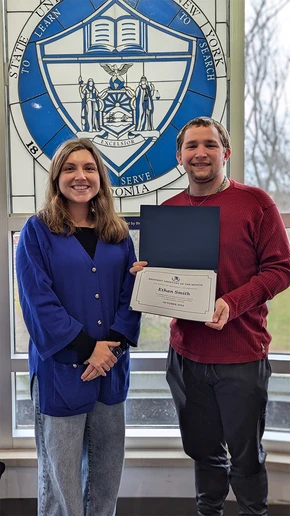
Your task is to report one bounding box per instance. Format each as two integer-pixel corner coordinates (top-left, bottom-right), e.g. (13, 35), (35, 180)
(88, 16), (145, 52)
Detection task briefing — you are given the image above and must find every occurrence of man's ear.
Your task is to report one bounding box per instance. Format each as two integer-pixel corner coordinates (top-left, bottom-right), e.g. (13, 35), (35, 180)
(176, 151), (182, 165)
(224, 148), (231, 163)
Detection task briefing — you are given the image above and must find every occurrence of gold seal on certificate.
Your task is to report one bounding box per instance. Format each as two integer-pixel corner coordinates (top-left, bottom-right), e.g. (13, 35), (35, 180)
(130, 267), (217, 322)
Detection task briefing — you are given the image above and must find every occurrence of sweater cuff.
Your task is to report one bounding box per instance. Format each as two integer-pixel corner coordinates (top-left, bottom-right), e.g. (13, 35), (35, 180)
(107, 329), (132, 350)
(66, 330), (96, 363)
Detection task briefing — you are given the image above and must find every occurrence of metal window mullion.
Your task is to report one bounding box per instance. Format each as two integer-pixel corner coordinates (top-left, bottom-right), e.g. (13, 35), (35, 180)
(0, 0), (12, 448)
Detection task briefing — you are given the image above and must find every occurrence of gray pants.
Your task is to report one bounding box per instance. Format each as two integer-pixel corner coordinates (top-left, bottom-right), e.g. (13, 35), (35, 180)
(32, 376), (125, 516)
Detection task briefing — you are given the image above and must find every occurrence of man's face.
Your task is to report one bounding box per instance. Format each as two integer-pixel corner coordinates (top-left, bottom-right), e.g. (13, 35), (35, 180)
(176, 124), (231, 185)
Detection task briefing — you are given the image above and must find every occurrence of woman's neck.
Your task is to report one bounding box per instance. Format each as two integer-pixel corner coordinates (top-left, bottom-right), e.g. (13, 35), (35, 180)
(67, 203), (94, 227)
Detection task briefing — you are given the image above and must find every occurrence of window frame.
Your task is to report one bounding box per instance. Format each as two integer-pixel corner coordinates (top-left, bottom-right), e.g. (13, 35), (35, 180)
(0, 0), (290, 455)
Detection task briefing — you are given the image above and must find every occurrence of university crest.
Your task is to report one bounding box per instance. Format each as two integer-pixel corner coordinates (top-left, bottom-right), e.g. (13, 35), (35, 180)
(8, 0), (227, 197)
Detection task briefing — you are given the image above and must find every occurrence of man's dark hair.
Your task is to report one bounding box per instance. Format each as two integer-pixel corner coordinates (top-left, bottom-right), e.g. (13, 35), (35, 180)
(176, 117), (232, 153)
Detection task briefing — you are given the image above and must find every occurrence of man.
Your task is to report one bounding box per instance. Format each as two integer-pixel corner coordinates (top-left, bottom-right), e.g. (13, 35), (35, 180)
(131, 117), (290, 515)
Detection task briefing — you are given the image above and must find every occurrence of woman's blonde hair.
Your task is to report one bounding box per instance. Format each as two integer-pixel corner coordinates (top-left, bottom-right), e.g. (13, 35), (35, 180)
(38, 138), (128, 242)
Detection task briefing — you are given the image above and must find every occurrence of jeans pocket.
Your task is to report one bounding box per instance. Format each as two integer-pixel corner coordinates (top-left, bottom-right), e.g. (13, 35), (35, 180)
(53, 362), (98, 410)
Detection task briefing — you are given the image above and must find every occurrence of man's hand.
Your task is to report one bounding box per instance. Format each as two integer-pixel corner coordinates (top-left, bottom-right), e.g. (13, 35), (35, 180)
(129, 261), (148, 275)
(205, 298), (229, 330)
(81, 341), (120, 381)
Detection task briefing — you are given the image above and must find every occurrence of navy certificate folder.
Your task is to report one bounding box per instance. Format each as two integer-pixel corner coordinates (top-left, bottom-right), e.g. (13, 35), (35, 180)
(139, 205), (220, 271)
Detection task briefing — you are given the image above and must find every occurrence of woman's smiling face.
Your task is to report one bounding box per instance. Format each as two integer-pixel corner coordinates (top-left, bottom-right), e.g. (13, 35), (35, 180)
(58, 149), (100, 208)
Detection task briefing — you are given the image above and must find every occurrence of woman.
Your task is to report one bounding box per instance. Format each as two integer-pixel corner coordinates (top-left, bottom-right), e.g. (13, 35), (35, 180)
(79, 76), (100, 132)
(16, 138), (140, 516)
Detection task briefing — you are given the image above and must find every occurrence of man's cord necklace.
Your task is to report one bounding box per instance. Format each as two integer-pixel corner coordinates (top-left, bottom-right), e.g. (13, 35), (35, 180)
(187, 175), (228, 207)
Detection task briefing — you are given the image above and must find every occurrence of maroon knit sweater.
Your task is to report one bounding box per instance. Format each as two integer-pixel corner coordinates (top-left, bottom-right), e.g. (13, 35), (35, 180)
(162, 179), (290, 363)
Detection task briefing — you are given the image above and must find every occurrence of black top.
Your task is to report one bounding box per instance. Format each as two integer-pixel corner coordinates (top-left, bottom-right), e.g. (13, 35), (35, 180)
(74, 226), (97, 259)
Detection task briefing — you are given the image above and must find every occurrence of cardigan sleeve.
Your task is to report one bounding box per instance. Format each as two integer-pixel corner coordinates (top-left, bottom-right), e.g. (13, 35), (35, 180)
(109, 236), (141, 346)
(16, 218), (83, 361)
(222, 204), (290, 320)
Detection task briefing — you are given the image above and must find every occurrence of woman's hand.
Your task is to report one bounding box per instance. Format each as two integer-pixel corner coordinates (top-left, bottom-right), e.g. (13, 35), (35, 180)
(129, 261), (148, 275)
(81, 340), (120, 381)
(81, 363), (99, 381)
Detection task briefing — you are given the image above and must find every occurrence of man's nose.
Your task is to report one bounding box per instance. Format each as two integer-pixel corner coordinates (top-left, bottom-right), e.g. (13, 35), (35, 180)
(195, 146), (207, 157)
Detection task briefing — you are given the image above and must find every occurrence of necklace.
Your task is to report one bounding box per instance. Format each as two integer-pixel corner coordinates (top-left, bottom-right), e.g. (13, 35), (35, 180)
(187, 175), (228, 207)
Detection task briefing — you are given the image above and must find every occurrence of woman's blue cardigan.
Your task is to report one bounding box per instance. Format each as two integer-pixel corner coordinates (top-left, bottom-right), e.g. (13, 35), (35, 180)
(16, 216), (140, 416)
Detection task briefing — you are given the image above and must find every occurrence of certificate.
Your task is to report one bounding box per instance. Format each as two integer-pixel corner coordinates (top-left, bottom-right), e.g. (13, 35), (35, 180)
(130, 267), (217, 322)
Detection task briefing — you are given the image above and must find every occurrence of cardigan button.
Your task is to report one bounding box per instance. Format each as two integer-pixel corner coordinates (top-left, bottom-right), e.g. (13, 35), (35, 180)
(95, 293), (100, 299)
(72, 364), (78, 368)
(91, 267), (97, 272)
(97, 320), (102, 325)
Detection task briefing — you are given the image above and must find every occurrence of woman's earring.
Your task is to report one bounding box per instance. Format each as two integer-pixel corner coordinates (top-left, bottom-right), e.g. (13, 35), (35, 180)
(90, 199), (96, 213)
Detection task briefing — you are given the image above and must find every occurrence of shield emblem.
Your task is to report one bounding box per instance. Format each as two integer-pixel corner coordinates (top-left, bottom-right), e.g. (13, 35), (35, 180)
(98, 85), (135, 138)
(35, 0), (197, 179)
(13, 0), (225, 195)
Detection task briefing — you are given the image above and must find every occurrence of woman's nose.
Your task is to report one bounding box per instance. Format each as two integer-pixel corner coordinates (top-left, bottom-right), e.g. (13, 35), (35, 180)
(75, 168), (86, 180)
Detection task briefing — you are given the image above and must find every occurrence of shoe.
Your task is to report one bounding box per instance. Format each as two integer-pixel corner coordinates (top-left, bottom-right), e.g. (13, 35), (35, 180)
(0, 461), (5, 478)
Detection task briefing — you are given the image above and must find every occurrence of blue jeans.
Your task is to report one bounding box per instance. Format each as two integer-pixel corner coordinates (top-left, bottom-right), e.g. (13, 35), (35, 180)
(32, 376), (125, 516)
(166, 347), (271, 516)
